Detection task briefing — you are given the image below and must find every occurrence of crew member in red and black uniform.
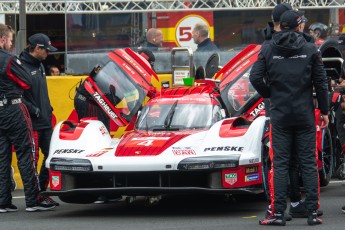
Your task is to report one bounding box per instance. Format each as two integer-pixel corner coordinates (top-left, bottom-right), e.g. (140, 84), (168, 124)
(20, 33), (60, 207)
(0, 24), (55, 212)
(250, 10), (328, 226)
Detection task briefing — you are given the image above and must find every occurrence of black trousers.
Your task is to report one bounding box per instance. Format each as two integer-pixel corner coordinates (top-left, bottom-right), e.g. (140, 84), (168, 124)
(34, 128), (53, 191)
(270, 122), (318, 213)
(0, 103), (39, 207)
(264, 119), (302, 204)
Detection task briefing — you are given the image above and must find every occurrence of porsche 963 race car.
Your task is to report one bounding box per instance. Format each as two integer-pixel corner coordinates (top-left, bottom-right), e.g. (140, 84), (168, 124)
(44, 44), (339, 204)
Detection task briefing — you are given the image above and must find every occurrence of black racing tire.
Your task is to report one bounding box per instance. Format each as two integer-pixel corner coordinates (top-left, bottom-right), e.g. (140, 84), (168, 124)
(59, 195), (98, 204)
(319, 38), (342, 57)
(319, 38), (343, 80)
(319, 127), (334, 187)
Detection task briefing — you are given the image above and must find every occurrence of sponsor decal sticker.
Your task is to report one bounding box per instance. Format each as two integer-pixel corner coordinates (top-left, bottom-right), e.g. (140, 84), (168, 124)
(249, 101), (265, 117)
(53, 149), (84, 154)
(132, 137), (170, 140)
(51, 176), (60, 187)
(245, 165), (258, 174)
(248, 158), (259, 164)
(245, 173), (259, 182)
(86, 150), (108, 157)
(204, 146), (244, 152)
(99, 126), (108, 136)
(92, 92), (117, 119)
(172, 147), (196, 156)
(224, 173), (237, 185)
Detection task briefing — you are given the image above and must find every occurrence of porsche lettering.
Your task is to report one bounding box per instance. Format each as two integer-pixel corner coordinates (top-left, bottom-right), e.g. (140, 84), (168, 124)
(204, 146), (244, 152)
(53, 149), (85, 154)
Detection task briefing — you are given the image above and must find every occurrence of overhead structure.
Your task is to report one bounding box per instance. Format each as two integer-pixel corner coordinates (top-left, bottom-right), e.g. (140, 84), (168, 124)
(0, 0), (345, 14)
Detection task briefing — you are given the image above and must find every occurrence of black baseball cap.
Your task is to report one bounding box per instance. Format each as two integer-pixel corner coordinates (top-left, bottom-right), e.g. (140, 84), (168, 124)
(28, 33), (57, 52)
(272, 3), (293, 22)
(338, 34), (345, 51)
(280, 10), (304, 30)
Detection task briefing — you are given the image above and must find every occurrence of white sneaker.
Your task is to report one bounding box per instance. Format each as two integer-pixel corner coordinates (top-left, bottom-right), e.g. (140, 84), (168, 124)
(26, 202), (56, 212)
(0, 204), (18, 213)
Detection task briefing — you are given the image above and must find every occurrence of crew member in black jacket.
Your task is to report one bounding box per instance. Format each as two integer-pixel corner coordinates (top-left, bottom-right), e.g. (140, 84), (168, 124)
(192, 22), (219, 52)
(142, 28), (164, 52)
(261, 3), (323, 220)
(20, 33), (59, 207)
(250, 10), (329, 226)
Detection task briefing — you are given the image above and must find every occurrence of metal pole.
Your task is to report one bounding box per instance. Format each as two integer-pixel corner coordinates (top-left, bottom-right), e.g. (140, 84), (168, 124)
(16, 0), (26, 55)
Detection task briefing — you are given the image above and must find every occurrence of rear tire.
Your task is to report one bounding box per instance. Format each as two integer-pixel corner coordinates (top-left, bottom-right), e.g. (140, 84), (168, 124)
(319, 127), (334, 187)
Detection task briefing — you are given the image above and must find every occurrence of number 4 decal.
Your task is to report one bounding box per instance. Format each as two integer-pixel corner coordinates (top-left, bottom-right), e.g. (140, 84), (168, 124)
(137, 140), (154, 146)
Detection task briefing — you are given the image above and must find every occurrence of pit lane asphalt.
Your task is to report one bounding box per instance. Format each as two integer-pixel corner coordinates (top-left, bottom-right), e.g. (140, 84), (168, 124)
(1, 179), (344, 230)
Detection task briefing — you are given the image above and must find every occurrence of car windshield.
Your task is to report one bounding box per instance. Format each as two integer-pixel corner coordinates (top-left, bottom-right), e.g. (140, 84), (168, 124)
(92, 60), (145, 118)
(225, 68), (257, 111)
(136, 102), (224, 131)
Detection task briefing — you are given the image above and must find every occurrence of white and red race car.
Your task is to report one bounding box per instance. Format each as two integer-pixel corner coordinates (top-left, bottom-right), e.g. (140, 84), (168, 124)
(44, 45), (334, 204)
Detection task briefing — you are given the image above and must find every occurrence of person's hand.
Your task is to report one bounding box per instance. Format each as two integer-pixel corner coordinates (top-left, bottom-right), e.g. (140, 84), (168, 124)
(35, 108), (40, 118)
(319, 114), (329, 128)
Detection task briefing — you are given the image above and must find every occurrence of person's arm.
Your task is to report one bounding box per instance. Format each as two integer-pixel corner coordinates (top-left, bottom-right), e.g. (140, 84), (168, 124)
(249, 51), (270, 98)
(22, 91), (40, 118)
(312, 49), (329, 116)
(6, 56), (32, 89)
(311, 48), (329, 128)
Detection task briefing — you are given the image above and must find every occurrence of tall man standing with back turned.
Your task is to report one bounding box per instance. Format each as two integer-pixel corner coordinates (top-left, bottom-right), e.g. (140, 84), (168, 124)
(250, 10), (329, 226)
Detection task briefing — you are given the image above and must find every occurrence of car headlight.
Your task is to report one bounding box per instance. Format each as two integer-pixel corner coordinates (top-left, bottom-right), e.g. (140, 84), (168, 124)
(177, 155), (240, 170)
(50, 158), (93, 172)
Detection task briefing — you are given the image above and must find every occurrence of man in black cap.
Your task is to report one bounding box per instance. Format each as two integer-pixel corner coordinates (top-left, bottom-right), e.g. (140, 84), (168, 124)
(20, 33), (59, 207)
(250, 10), (328, 226)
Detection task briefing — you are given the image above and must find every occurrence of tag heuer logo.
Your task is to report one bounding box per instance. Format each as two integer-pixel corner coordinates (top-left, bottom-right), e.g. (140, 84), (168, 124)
(225, 173), (237, 185)
(51, 176), (60, 187)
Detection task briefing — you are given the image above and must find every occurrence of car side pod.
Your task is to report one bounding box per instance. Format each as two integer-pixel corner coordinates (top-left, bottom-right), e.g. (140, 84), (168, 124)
(219, 117), (252, 138)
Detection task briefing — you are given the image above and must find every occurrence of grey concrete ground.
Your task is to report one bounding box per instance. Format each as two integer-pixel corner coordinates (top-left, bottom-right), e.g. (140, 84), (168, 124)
(0, 180), (344, 230)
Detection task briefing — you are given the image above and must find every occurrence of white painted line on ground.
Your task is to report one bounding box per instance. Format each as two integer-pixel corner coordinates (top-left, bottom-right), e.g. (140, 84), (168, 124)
(13, 196), (25, 199)
(329, 180), (345, 184)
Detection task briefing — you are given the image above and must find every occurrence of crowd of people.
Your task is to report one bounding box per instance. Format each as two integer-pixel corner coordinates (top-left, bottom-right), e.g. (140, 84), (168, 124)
(2, 3), (345, 226)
